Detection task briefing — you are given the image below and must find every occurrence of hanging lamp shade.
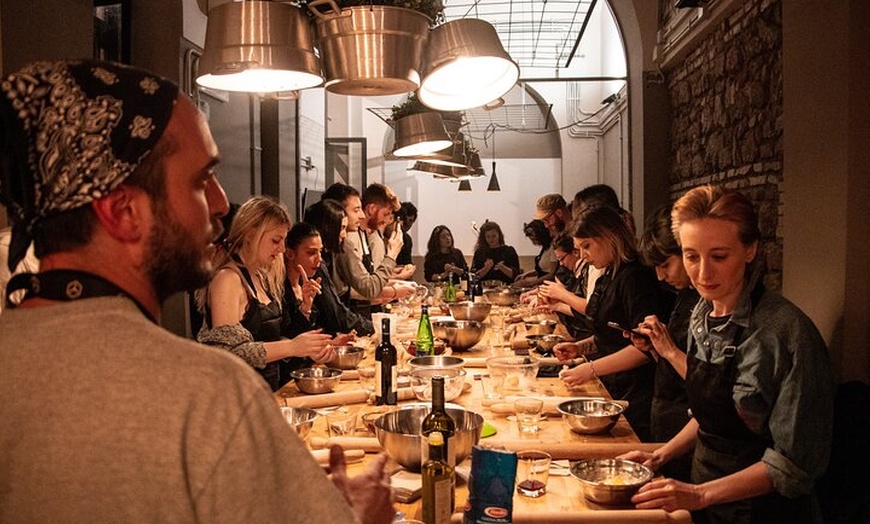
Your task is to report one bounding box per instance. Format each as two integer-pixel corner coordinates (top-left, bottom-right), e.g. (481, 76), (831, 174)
(458, 179), (473, 191)
(487, 161), (500, 191)
(418, 19), (519, 111)
(410, 156), (484, 179)
(418, 132), (469, 168)
(197, 1), (323, 93)
(392, 112), (453, 157)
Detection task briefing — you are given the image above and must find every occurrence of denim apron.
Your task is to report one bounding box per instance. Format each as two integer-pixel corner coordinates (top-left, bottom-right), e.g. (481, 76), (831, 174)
(686, 300), (813, 524)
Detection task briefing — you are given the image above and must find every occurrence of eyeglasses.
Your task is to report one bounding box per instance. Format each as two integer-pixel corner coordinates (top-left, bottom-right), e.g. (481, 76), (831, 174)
(555, 252), (569, 263)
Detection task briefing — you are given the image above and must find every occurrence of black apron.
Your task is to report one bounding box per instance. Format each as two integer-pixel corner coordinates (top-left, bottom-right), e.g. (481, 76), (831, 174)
(686, 305), (814, 524)
(233, 263), (286, 391)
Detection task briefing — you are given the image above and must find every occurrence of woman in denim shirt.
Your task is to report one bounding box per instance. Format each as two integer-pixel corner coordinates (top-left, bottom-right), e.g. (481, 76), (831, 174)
(624, 186), (834, 524)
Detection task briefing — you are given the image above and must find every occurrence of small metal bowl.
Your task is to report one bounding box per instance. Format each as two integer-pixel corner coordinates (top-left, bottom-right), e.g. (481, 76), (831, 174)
(290, 366), (343, 394)
(278, 406), (318, 441)
(524, 334), (566, 352)
(324, 345), (365, 370)
(448, 301), (493, 322)
(482, 287), (522, 306)
(432, 319), (486, 351)
(407, 355), (465, 371)
(373, 404), (484, 472)
(524, 319), (557, 336)
(570, 458), (653, 505)
(557, 399), (624, 434)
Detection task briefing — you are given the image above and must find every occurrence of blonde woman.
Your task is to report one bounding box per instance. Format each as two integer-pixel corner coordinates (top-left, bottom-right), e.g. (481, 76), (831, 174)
(197, 196), (333, 391)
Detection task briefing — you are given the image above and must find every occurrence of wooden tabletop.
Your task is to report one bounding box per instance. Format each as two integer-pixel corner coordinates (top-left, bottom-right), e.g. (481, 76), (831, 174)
(274, 308), (691, 524)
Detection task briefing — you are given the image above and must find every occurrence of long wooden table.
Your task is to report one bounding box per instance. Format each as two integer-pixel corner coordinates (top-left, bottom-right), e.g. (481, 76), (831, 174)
(275, 309), (692, 524)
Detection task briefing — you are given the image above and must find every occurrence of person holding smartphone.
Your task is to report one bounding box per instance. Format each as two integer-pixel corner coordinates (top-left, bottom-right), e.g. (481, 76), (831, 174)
(621, 186), (833, 524)
(552, 205), (667, 441)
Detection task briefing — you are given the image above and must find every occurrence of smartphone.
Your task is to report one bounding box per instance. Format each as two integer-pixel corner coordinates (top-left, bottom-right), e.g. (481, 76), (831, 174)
(606, 321), (650, 342)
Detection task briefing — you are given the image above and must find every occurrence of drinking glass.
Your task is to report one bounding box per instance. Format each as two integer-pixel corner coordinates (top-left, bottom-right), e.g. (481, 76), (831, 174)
(326, 408), (358, 438)
(480, 374), (505, 400)
(514, 397), (543, 435)
(515, 450), (551, 497)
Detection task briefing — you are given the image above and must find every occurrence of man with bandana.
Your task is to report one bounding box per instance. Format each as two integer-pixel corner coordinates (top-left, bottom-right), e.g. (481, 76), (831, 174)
(0, 60), (393, 523)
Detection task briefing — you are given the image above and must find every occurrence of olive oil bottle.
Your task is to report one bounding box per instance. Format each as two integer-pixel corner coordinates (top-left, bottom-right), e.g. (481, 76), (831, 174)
(422, 431), (454, 524)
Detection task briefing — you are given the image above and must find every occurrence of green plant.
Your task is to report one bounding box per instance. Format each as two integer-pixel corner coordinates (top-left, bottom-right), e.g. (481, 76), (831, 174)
(390, 93), (430, 122)
(390, 93), (464, 123)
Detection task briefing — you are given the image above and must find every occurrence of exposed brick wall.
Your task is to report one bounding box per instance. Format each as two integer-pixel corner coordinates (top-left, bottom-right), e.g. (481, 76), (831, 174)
(666, 0), (783, 290)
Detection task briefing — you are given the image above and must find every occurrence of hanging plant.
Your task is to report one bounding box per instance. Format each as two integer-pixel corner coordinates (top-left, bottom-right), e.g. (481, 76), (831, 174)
(390, 93), (463, 124)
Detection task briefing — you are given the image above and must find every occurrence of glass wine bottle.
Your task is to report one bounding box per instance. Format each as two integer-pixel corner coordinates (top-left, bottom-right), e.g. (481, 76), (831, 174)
(416, 304), (435, 356)
(422, 431), (454, 524)
(421, 376), (456, 465)
(375, 318), (397, 405)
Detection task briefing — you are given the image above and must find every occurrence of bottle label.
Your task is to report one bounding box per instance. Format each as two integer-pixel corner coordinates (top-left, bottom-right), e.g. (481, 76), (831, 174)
(433, 478), (452, 524)
(375, 365), (382, 394)
(390, 365), (397, 393)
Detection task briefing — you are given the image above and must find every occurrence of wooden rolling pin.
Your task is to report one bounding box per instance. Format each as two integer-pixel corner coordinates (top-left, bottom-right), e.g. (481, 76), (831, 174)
(451, 509), (692, 523)
(486, 397), (630, 416)
(460, 357), (489, 368)
(481, 440), (663, 461)
(309, 436), (382, 452)
(309, 448), (366, 466)
(482, 395), (629, 414)
(339, 370), (360, 381)
(282, 389), (371, 409)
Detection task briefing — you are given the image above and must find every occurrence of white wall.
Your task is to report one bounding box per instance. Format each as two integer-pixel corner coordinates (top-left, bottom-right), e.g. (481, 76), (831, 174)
(390, 159), (561, 259)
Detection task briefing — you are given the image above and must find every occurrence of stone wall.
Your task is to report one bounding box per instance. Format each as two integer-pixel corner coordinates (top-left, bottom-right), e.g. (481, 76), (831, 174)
(666, 0), (783, 289)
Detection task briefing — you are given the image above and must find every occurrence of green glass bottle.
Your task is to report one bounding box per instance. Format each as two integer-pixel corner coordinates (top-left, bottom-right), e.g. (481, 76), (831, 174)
(422, 431), (454, 524)
(416, 304), (435, 356)
(444, 273), (456, 302)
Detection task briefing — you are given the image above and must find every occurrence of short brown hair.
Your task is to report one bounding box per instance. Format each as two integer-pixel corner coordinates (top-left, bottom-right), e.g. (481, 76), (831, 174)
(671, 185), (760, 247)
(570, 204), (637, 270)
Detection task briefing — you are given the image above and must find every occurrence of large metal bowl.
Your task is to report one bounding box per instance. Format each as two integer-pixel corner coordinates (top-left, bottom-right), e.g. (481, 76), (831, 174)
(290, 366), (343, 394)
(279, 406), (318, 441)
(448, 301), (492, 322)
(324, 345), (365, 370)
(524, 319), (557, 336)
(373, 404), (484, 472)
(482, 287), (522, 306)
(432, 320), (486, 351)
(557, 399), (624, 435)
(570, 458), (653, 505)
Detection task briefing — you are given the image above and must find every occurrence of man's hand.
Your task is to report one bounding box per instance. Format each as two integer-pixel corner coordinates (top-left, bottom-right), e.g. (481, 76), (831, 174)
(385, 228), (404, 259)
(329, 446), (395, 524)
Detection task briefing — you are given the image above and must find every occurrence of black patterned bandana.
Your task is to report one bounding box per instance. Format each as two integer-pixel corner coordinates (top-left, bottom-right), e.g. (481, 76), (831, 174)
(0, 59), (179, 270)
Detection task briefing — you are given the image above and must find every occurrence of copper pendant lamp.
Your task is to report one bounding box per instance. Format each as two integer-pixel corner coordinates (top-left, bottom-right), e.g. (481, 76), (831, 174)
(197, 1), (323, 93)
(418, 19), (519, 111)
(392, 112), (453, 157)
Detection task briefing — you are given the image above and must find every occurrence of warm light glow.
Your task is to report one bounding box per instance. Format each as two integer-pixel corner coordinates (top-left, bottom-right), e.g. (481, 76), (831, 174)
(393, 139), (454, 157)
(196, 69), (323, 93)
(419, 56), (519, 111)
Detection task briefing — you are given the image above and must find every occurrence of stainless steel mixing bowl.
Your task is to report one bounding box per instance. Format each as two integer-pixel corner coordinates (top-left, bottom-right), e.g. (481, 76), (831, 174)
(372, 404), (484, 472)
